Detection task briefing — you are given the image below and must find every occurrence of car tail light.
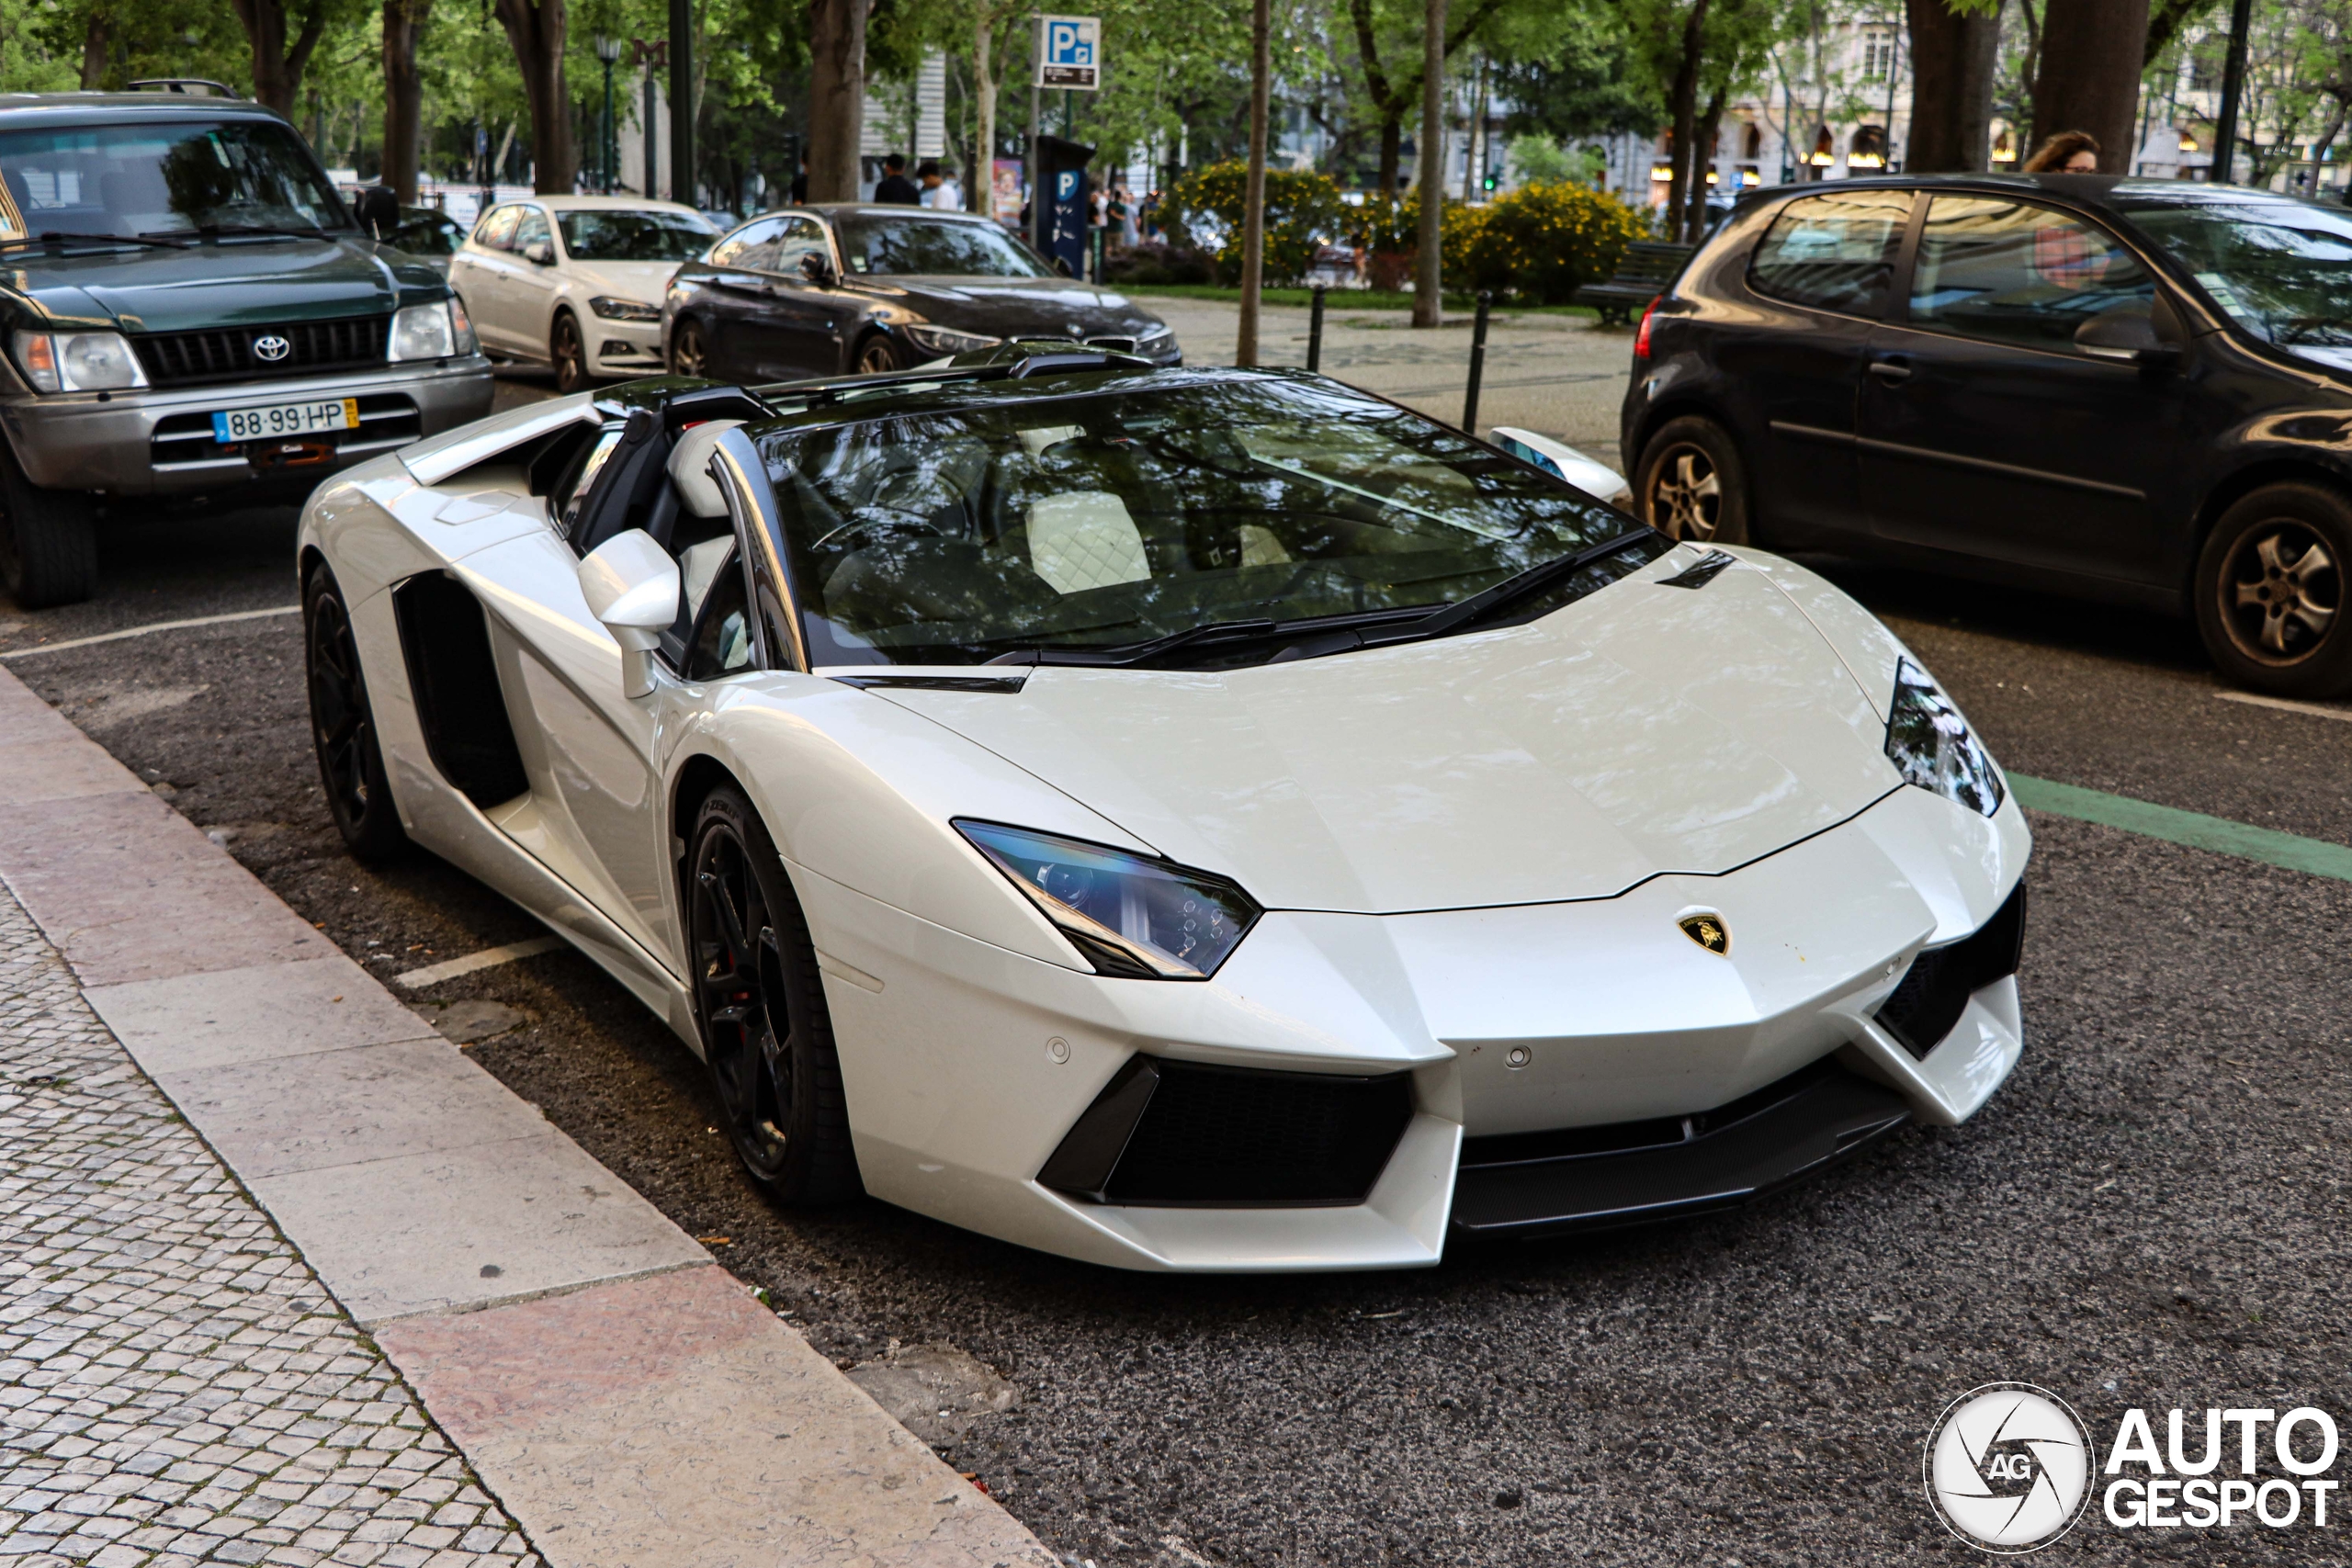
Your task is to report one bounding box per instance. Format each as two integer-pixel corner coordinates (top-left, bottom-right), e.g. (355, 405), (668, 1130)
(1634, 296), (1664, 359)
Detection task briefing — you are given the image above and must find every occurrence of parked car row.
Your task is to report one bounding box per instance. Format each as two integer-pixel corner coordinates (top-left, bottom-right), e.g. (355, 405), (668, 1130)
(1626, 173), (2352, 697)
(435, 195), (1179, 389)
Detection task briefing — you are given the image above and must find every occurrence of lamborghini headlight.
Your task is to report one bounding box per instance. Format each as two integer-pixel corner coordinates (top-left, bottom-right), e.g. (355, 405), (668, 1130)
(955, 819), (1260, 979)
(1884, 658), (2004, 818)
(903, 323), (1002, 356)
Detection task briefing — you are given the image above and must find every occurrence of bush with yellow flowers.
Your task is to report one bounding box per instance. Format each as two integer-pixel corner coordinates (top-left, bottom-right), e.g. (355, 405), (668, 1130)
(1166, 163), (1347, 287)
(1443, 181), (1647, 306)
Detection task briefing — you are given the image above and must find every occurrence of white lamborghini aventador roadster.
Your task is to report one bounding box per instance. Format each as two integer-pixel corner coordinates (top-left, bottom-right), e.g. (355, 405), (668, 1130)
(300, 344), (2030, 1271)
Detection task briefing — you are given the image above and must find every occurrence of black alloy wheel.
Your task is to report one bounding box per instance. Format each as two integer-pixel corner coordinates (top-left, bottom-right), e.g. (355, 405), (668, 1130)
(304, 565), (408, 862)
(671, 319), (709, 378)
(0, 439), (96, 609)
(2195, 482), (2352, 698)
(551, 310), (591, 395)
(854, 333), (902, 376)
(688, 786), (860, 1203)
(1635, 415), (1750, 546)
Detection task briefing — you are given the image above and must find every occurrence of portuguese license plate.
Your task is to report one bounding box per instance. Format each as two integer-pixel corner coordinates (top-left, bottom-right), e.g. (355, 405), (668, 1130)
(210, 398), (358, 444)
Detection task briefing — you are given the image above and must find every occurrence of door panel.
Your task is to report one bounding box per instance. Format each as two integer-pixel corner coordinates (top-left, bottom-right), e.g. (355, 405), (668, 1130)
(1859, 194), (2187, 585)
(458, 527), (679, 970)
(760, 218), (854, 374)
(453, 206), (524, 352)
(1727, 188), (1914, 538)
(508, 206), (564, 362)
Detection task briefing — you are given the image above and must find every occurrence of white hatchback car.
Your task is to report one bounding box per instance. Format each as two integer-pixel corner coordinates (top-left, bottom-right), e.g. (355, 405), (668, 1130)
(449, 196), (717, 392)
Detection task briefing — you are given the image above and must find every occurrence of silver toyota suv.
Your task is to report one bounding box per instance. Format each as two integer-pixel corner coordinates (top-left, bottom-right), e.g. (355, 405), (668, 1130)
(0, 88), (494, 606)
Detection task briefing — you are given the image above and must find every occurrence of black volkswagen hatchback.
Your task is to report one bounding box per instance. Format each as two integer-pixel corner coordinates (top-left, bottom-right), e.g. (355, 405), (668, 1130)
(662, 204), (1178, 384)
(1623, 175), (2352, 696)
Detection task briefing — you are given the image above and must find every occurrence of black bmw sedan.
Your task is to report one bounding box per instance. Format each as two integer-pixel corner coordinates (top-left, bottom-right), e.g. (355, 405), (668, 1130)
(1623, 175), (2352, 696)
(662, 204), (1179, 383)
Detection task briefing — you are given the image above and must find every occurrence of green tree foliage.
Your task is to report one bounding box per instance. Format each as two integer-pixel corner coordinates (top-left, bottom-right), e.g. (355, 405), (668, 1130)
(1168, 158), (1343, 284)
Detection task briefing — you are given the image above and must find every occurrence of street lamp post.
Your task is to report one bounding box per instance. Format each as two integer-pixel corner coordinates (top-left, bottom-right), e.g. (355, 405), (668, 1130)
(594, 36), (622, 194)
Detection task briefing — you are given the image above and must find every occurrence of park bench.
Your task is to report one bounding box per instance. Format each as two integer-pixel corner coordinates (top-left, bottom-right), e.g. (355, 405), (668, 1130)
(1575, 241), (1698, 325)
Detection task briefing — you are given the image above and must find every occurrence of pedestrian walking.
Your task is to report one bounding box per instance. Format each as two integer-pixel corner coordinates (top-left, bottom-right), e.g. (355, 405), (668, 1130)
(2022, 131), (2099, 173)
(873, 152), (921, 204)
(918, 158), (963, 210)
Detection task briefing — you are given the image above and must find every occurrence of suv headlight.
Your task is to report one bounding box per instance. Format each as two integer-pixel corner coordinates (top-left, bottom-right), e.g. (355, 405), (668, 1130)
(388, 300), (471, 361)
(13, 330), (149, 393)
(955, 819), (1260, 978)
(1885, 658), (2004, 818)
(589, 296), (662, 321)
(903, 323), (1002, 356)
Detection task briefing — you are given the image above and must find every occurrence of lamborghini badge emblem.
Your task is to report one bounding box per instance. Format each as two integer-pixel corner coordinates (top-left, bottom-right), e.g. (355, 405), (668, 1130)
(1678, 913), (1730, 955)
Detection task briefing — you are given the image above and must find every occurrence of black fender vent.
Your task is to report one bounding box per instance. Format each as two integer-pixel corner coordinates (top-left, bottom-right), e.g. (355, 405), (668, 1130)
(1875, 881), (2028, 1060)
(391, 572), (529, 808)
(1038, 1055), (1416, 1208)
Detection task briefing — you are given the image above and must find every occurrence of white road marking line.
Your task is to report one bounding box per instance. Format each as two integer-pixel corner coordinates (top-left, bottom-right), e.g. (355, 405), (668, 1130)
(394, 936), (567, 989)
(0, 604), (300, 659)
(2214, 689), (2352, 723)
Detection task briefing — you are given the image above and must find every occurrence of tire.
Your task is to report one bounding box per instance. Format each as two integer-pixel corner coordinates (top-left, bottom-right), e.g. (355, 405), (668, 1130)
(303, 563), (409, 863)
(1635, 415), (1750, 546)
(688, 786), (860, 1205)
(2193, 481), (2352, 698)
(0, 440), (96, 609)
(853, 333), (902, 377)
(551, 310), (591, 395)
(671, 318), (709, 378)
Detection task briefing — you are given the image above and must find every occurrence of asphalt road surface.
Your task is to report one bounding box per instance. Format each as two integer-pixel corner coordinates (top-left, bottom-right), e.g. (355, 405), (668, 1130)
(6, 355), (2349, 1566)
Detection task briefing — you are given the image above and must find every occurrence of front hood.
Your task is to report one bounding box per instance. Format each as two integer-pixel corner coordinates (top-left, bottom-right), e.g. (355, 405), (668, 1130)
(11, 238), (416, 333)
(872, 552), (1907, 914)
(565, 258), (684, 303)
(865, 275), (1166, 339)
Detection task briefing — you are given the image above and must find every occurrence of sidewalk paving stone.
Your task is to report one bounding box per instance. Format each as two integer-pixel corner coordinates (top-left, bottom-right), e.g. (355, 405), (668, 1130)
(0, 877), (541, 1568)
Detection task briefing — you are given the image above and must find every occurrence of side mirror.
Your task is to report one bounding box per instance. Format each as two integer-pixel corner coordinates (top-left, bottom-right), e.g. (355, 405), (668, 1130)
(523, 238), (555, 265)
(352, 185), (399, 242)
(2075, 308), (2180, 367)
(577, 529), (680, 698)
(798, 251), (836, 287)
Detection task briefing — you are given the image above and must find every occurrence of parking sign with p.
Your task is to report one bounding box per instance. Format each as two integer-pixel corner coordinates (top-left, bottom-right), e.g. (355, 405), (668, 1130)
(1035, 15), (1101, 90)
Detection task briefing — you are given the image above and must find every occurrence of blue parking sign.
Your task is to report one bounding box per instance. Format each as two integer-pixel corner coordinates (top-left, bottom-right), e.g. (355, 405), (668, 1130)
(1035, 15), (1101, 90)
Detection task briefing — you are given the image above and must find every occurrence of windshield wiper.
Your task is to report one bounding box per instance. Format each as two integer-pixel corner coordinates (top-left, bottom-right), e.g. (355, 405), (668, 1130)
(146, 224), (334, 243)
(985, 618), (1281, 667)
(0, 231), (191, 252)
(1364, 528), (1663, 646)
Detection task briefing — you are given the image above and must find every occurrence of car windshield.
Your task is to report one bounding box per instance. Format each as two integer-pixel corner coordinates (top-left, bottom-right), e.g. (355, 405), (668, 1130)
(390, 211), (461, 255)
(833, 213), (1052, 277)
(0, 119), (347, 239)
(757, 375), (1659, 667)
(2125, 197), (2352, 364)
(557, 209), (715, 261)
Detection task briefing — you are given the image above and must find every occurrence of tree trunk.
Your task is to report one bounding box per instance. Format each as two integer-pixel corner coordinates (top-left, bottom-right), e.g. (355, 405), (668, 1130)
(494, 0), (572, 194)
(1687, 85), (1724, 242)
(1905, 0), (1998, 172)
(1662, 0), (1707, 243)
(806, 0), (869, 202)
(79, 10), (109, 90)
(1377, 115), (1402, 197)
(228, 0), (329, 117)
(382, 0), (431, 203)
(1236, 0), (1272, 366)
(972, 6), (995, 216)
(1413, 0), (1447, 327)
(2030, 0), (2150, 171)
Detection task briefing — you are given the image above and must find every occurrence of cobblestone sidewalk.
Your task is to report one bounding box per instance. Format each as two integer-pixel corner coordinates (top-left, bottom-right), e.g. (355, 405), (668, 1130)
(0, 880), (540, 1568)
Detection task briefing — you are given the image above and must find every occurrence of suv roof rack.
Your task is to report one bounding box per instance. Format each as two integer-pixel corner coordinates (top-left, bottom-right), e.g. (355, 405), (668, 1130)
(128, 79), (243, 99)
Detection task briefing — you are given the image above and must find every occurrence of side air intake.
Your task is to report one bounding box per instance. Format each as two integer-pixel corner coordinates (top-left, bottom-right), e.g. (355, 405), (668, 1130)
(391, 572), (529, 808)
(1038, 1055), (1415, 1207)
(1875, 882), (2028, 1060)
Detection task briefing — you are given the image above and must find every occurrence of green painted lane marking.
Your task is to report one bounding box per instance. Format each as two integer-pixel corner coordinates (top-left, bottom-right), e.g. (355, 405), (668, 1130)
(2009, 773), (2352, 885)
